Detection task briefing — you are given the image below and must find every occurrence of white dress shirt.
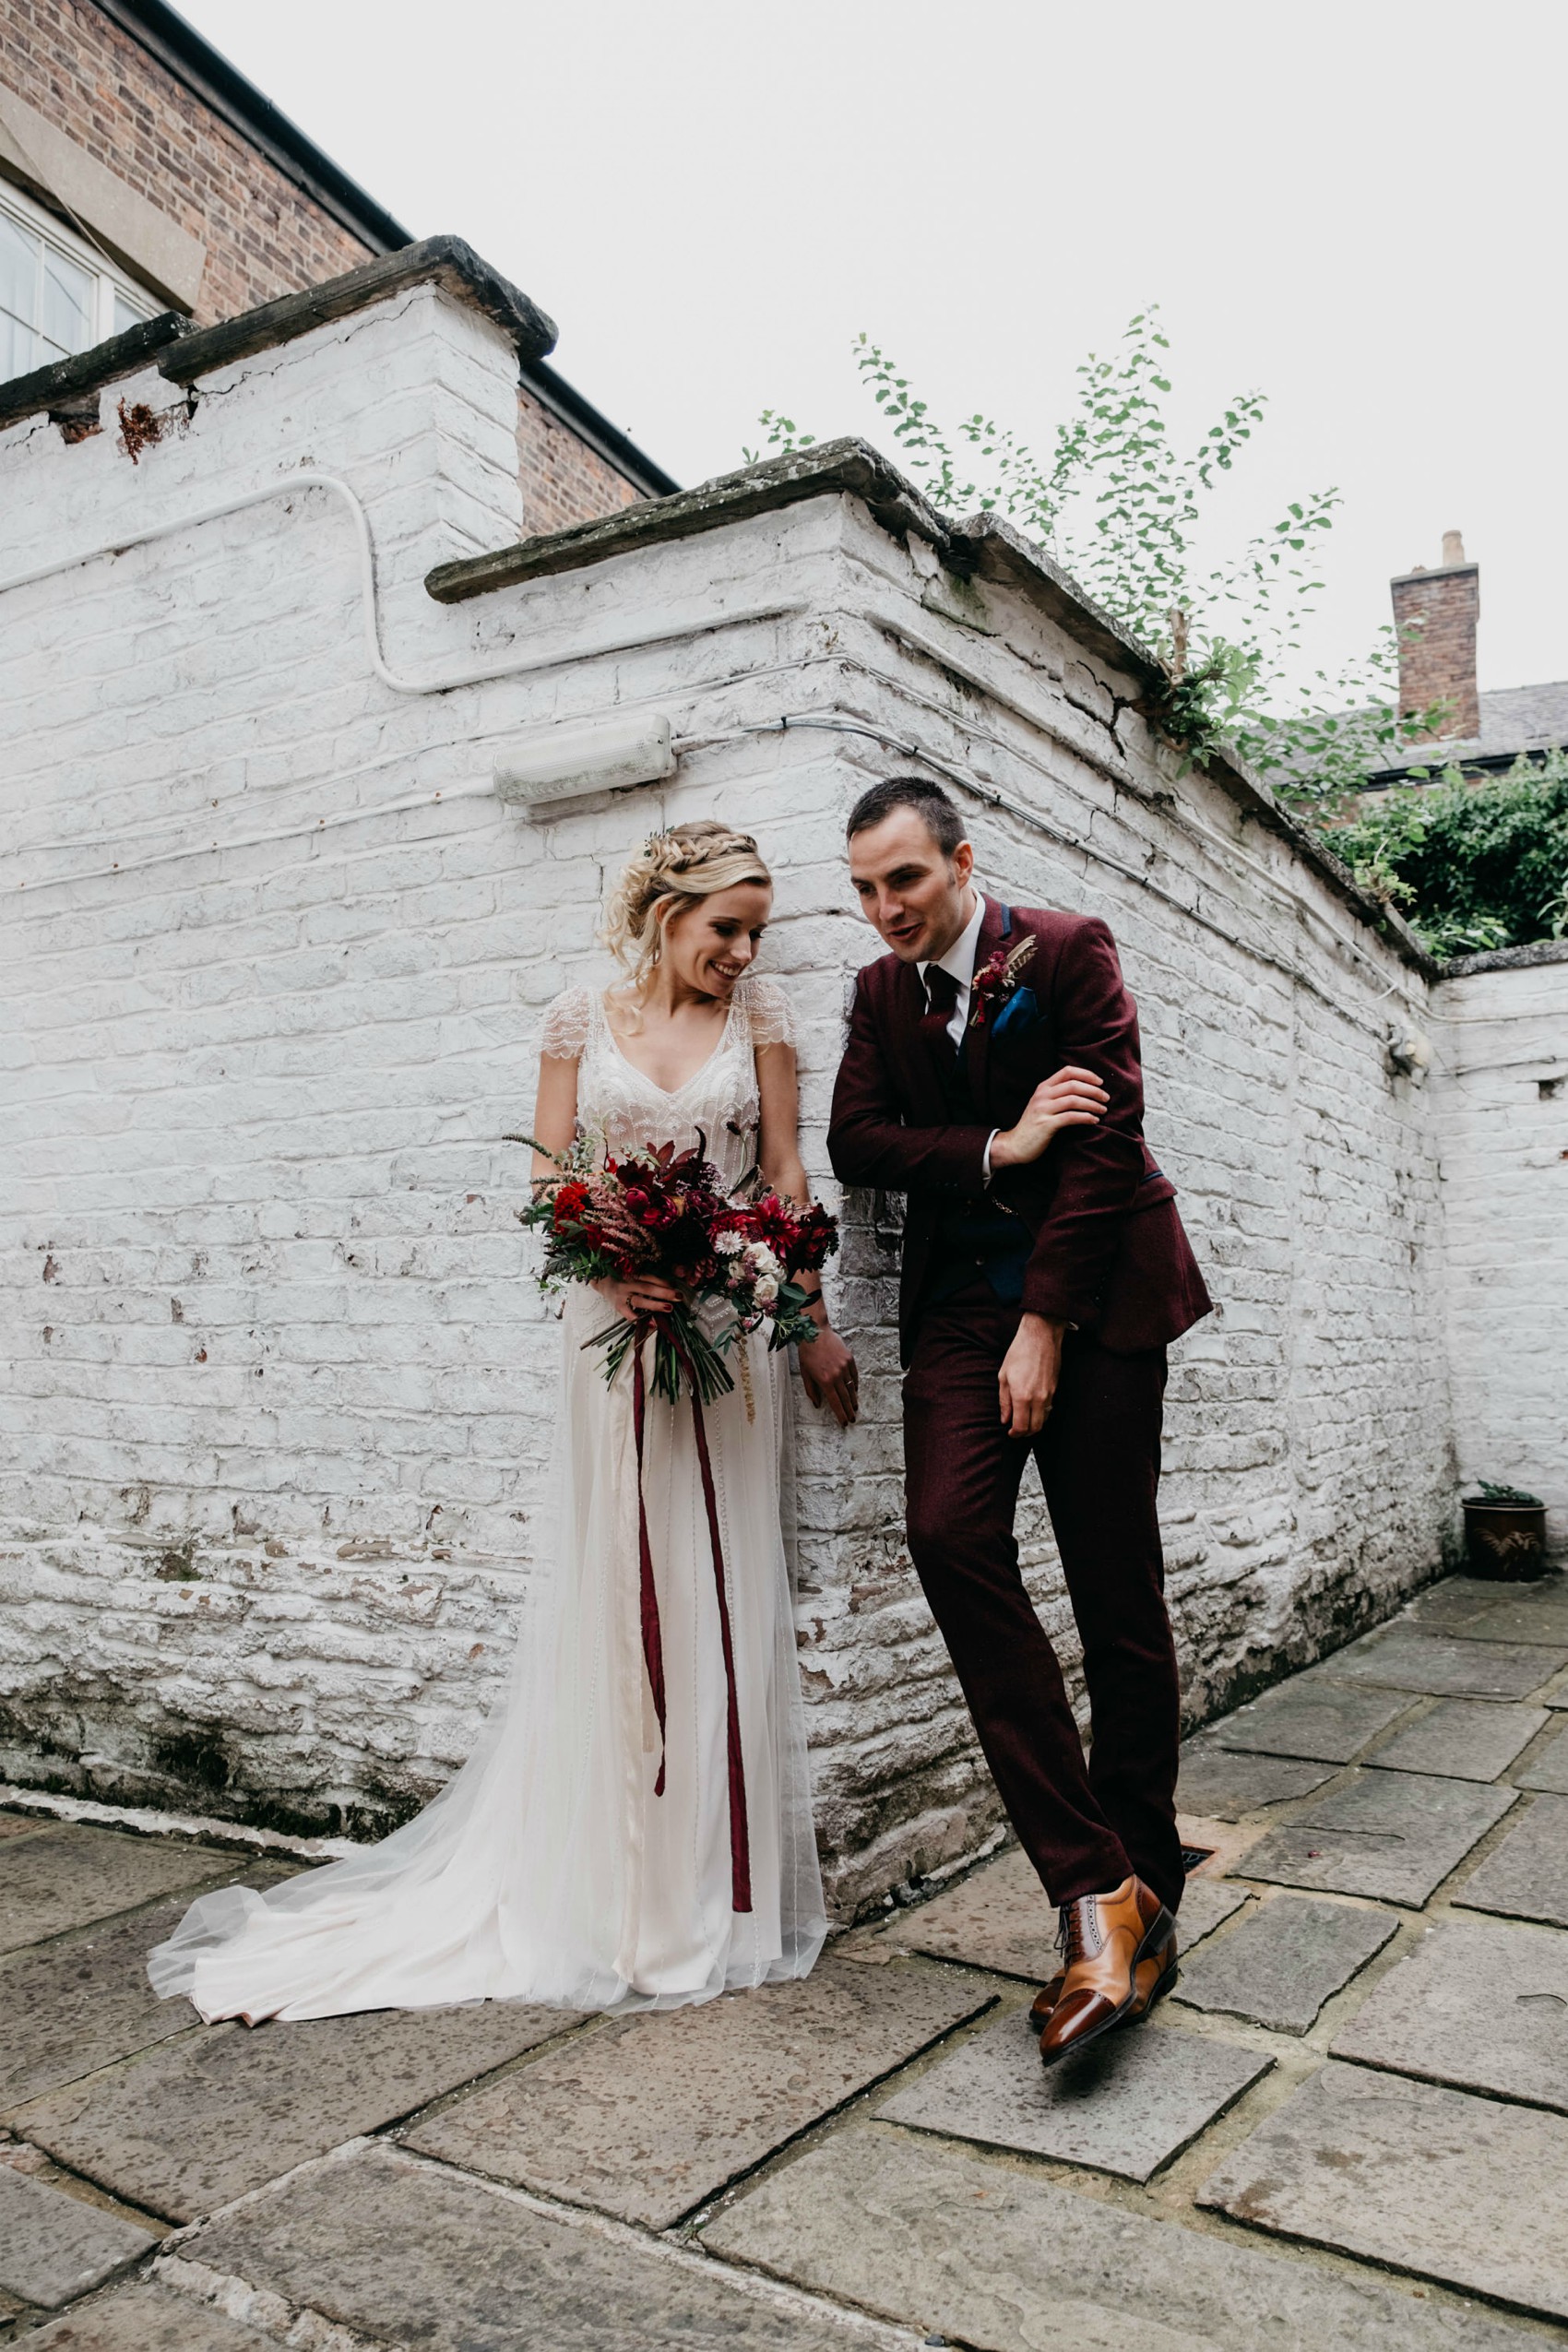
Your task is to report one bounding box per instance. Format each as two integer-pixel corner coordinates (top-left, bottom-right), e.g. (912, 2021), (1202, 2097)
(917, 891), (997, 1178)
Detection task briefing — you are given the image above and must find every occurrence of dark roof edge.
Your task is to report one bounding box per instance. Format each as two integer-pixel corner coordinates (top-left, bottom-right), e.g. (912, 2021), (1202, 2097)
(1362, 740), (1568, 790)
(0, 309), (187, 432)
(519, 359), (680, 499)
(1440, 939), (1568, 980)
(91, 0), (412, 255)
(158, 235), (557, 385)
(422, 436), (1434, 976)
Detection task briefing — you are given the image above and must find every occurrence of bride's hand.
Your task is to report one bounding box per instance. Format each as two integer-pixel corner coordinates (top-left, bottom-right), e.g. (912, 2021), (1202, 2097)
(592, 1273), (682, 1321)
(799, 1324), (859, 1426)
(989, 1064), (1108, 1170)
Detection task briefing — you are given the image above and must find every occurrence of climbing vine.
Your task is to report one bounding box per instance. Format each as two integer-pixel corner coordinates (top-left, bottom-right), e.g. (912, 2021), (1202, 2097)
(747, 310), (1446, 797)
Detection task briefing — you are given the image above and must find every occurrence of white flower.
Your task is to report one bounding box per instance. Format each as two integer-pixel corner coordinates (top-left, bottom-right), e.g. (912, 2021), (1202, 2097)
(747, 1243), (781, 1282)
(716, 1231), (744, 1256)
(754, 1273), (779, 1305)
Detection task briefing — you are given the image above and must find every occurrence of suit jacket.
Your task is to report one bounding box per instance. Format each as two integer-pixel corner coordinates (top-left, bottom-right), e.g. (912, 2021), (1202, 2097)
(826, 897), (1213, 1365)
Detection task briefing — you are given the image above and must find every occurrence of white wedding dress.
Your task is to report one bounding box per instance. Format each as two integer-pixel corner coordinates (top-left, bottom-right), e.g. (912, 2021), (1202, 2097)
(148, 974), (826, 2021)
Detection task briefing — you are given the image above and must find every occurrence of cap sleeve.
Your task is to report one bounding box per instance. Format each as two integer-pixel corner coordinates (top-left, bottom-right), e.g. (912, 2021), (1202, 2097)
(540, 985), (594, 1062)
(738, 974), (795, 1051)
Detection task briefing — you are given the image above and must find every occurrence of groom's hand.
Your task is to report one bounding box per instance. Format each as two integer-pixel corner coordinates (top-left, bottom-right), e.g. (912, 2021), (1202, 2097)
(990, 1067), (1107, 1170)
(998, 1313), (1067, 1439)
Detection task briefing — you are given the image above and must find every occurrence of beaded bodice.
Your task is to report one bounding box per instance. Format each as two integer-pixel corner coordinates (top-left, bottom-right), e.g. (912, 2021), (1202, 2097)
(540, 975), (794, 1195)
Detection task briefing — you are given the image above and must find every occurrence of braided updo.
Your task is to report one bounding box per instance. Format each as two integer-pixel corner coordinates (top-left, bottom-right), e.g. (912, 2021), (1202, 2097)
(601, 819), (772, 994)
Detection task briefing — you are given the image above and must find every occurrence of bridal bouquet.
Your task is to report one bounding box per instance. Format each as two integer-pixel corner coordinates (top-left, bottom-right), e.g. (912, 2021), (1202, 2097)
(518, 1135), (837, 1405)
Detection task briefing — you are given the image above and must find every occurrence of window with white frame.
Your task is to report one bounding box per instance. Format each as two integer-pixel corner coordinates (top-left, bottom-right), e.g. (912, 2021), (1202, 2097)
(0, 178), (160, 383)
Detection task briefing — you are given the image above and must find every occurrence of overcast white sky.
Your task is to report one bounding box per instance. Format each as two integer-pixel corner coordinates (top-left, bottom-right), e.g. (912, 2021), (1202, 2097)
(180, 0), (1564, 697)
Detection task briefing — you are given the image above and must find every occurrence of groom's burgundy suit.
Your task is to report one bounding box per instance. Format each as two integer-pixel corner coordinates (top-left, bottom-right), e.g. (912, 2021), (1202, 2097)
(827, 897), (1210, 1916)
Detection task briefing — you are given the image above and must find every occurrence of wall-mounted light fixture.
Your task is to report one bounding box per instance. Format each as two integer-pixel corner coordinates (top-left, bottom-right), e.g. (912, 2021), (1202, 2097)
(1384, 1020), (1433, 1086)
(493, 713), (675, 810)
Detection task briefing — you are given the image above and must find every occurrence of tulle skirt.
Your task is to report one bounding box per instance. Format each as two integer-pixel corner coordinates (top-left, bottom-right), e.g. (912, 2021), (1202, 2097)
(148, 1296), (826, 2022)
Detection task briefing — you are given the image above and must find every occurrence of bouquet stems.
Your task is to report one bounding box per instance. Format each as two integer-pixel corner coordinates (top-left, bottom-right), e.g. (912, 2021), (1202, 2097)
(587, 1304), (735, 1405)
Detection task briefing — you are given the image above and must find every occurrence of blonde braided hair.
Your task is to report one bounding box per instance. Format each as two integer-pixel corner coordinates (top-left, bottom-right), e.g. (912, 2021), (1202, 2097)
(601, 819), (772, 995)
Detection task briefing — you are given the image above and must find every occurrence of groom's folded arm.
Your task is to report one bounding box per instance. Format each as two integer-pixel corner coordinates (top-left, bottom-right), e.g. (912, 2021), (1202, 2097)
(827, 979), (992, 1194)
(1016, 920), (1151, 1327)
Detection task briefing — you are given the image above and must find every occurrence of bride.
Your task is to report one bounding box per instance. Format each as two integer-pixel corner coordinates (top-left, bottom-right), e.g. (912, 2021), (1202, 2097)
(149, 820), (858, 2022)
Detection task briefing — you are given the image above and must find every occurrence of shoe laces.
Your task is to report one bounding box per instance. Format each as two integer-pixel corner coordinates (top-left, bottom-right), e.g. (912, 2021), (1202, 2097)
(1056, 1899), (1088, 1965)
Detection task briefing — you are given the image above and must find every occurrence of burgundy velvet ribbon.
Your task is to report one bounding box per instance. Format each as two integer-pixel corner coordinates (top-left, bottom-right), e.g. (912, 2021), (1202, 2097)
(630, 1344), (668, 1800)
(630, 1320), (753, 1916)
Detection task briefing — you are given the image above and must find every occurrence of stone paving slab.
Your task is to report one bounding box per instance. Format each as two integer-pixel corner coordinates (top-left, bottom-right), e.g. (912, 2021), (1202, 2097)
(1369, 1699), (1548, 1783)
(877, 2011), (1271, 2183)
(193, 2139), (885, 2349)
(1212, 1679), (1411, 1764)
(1456, 1793), (1568, 1930)
(1176, 1875), (1253, 1951)
(1457, 1583), (1568, 1646)
(0, 2162), (157, 2309)
(1199, 2059), (1568, 2322)
(1397, 1578), (1512, 1633)
(21, 2281), (281, 2349)
(0, 1868), (298, 2111)
(407, 1956), (991, 2229)
(0, 1829), (239, 1957)
(1175, 1741), (1336, 1822)
(1326, 1627), (1568, 1699)
(893, 1848), (1057, 1978)
(1173, 1895), (1397, 2035)
(1332, 1914), (1568, 2110)
(0, 1812), (50, 1840)
(895, 1847), (1246, 1980)
(704, 2125), (1544, 2351)
(1516, 1722), (1568, 1793)
(1235, 1769), (1516, 1906)
(11, 1996), (583, 2221)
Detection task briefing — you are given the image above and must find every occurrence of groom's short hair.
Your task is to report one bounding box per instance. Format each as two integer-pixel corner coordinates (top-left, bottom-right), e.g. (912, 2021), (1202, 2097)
(846, 776), (967, 857)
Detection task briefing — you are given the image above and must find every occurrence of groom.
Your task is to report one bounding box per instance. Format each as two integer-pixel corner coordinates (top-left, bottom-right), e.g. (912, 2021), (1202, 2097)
(827, 778), (1211, 2066)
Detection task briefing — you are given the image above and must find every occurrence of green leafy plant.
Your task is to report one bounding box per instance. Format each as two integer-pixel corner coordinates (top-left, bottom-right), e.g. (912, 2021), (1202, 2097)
(1330, 754), (1568, 956)
(748, 309), (1449, 790)
(1466, 1480), (1545, 1507)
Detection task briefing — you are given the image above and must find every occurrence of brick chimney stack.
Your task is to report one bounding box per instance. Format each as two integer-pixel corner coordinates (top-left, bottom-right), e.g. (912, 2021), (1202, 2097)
(1390, 533), (1480, 742)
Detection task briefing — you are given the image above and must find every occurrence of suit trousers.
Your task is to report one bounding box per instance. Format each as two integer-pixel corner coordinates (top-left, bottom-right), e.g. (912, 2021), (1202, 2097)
(902, 1282), (1183, 1917)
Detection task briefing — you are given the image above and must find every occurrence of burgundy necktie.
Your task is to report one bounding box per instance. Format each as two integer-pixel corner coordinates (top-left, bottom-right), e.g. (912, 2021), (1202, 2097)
(921, 964), (959, 1052)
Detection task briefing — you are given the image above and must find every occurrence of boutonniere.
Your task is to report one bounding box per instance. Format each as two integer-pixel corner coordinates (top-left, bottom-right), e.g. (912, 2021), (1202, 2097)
(968, 934), (1036, 1028)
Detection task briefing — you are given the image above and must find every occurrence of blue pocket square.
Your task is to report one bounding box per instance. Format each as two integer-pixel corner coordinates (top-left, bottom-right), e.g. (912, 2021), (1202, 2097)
(991, 986), (1039, 1039)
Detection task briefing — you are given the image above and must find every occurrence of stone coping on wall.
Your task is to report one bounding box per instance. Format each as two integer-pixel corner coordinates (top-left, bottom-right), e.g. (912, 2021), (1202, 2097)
(0, 308), (188, 432)
(155, 233), (557, 384)
(0, 235), (556, 435)
(426, 433), (1438, 978)
(1443, 939), (1568, 980)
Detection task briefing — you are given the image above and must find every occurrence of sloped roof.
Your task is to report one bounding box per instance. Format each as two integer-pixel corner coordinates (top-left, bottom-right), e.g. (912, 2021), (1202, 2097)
(1366, 677), (1568, 786)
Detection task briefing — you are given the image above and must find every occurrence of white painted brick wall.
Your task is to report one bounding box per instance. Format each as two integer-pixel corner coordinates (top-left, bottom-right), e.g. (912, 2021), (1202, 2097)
(0, 273), (1494, 1912)
(1431, 951), (1568, 1557)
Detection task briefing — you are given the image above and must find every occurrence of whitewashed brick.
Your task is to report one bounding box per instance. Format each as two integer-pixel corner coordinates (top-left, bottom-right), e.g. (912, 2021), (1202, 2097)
(0, 270), (1549, 1910)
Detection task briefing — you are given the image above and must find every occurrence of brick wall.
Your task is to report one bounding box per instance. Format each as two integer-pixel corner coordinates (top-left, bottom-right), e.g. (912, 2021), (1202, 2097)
(0, 274), (1480, 1910)
(1392, 557), (1480, 741)
(1431, 949), (1568, 1556)
(516, 384), (642, 539)
(1, 0), (376, 324)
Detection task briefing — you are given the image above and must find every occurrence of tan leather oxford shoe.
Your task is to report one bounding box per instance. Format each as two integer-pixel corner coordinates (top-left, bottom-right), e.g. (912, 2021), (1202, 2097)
(1038, 1875), (1177, 2068)
(1028, 1968), (1065, 2030)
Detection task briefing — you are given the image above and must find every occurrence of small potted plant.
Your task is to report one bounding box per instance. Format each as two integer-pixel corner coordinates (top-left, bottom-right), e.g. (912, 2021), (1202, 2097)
(1462, 1481), (1549, 1581)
